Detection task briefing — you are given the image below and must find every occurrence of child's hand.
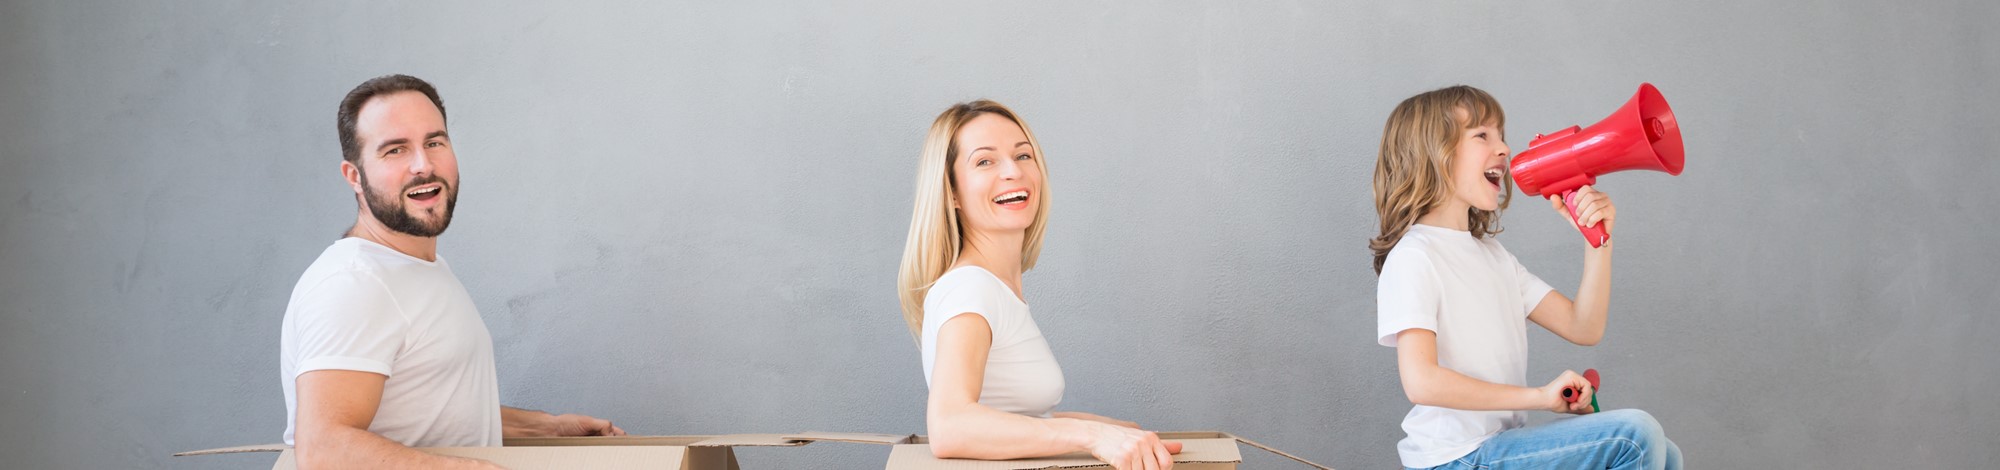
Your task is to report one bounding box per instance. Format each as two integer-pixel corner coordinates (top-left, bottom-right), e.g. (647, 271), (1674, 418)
(1539, 370), (1597, 415)
(1550, 185), (1616, 241)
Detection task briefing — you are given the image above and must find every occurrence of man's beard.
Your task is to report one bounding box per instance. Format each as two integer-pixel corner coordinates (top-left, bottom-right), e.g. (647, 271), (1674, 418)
(360, 173), (456, 238)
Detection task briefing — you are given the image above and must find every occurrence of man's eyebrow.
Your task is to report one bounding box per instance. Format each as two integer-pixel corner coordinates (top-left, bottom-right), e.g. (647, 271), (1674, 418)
(374, 138), (410, 154)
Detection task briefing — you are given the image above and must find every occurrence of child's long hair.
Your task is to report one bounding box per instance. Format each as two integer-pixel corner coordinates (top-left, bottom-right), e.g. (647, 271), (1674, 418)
(897, 100), (1052, 340)
(1371, 85), (1512, 274)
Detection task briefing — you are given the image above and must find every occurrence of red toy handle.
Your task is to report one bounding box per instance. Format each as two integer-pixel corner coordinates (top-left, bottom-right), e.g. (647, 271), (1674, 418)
(1562, 368), (1602, 403)
(1561, 190), (1609, 248)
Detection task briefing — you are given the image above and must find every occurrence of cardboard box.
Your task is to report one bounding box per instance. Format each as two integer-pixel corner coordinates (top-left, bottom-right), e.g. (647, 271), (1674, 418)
(789, 430), (1331, 470)
(175, 433), (902, 470)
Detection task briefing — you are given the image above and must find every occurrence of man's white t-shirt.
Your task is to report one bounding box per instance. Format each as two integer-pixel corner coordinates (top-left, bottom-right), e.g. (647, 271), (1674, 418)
(280, 237), (502, 447)
(920, 266), (1066, 418)
(1376, 224), (1555, 468)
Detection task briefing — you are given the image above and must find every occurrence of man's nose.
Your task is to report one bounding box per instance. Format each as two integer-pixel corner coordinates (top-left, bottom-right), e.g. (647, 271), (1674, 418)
(410, 148), (435, 175)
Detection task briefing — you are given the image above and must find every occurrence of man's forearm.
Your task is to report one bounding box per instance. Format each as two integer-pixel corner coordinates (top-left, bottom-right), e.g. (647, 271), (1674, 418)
(296, 423), (495, 470)
(501, 406), (554, 437)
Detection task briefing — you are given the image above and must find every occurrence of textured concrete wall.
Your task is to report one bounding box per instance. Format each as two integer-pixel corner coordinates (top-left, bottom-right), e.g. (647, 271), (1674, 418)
(2, 1), (1995, 468)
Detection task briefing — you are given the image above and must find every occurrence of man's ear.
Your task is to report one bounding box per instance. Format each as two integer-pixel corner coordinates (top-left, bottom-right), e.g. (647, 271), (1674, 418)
(341, 160), (363, 195)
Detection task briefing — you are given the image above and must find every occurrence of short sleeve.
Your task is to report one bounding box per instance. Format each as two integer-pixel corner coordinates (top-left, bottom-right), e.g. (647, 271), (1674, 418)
(1377, 248), (1441, 347)
(1512, 252), (1556, 317)
(925, 274), (1004, 339)
(290, 271), (407, 378)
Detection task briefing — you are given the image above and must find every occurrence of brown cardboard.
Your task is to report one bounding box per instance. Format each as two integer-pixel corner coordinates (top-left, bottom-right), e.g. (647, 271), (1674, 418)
(875, 431), (1332, 470)
(174, 433), (830, 470)
(887, 437), (1241, 470)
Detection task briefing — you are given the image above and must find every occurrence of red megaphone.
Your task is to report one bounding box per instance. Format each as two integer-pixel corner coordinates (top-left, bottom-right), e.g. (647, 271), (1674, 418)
(1510, 83), (1685, 247)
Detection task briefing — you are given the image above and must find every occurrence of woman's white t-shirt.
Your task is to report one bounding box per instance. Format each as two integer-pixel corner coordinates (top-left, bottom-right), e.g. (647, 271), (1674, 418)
(1376, 224), (1555, 468)
(920, 266), (1066, 418)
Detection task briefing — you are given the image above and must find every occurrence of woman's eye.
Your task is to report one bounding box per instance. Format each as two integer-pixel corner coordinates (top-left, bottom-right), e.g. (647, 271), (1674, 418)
(976, 158), (992, 167)
(1014, 153), (1031, 161)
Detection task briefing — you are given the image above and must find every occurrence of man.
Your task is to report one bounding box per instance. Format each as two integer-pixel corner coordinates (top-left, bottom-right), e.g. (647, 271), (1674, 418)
(280, 74), (625, 469)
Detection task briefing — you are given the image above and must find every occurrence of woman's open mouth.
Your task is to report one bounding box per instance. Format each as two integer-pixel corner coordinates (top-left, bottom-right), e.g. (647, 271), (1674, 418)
(993, 189), (1029, 207)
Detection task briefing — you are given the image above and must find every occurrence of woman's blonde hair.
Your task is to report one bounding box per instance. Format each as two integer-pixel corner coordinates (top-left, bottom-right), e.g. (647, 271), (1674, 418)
(1370, 85), (1512, 274)
(897, 100), (1051, 340)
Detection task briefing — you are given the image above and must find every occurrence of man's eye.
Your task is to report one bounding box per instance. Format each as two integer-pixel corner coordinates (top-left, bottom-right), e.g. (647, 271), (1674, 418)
(426, 141), (444, 148)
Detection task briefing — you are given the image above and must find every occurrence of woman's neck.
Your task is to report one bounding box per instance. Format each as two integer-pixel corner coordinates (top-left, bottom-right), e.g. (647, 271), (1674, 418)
(955, 229), (1026, 295)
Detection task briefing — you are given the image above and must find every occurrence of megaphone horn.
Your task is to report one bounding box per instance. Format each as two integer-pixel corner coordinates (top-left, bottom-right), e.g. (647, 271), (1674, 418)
(1509, 83), (1685, 248)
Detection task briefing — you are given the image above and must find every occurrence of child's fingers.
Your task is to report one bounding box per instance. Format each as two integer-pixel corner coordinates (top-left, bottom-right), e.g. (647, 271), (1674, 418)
(1577, 190), (1615, 228)
(1550, 196), (1577, 225)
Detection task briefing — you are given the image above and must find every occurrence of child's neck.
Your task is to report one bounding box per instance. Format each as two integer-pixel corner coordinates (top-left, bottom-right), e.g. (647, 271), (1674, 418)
(1416, 200), (1472, 231)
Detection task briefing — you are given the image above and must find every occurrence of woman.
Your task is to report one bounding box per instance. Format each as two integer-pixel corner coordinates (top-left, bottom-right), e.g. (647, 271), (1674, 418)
(897, 100), (1180, 470)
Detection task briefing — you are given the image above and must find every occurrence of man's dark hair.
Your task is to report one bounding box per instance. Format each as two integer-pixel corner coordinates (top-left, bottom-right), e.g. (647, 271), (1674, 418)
(336, 74), (447, 164)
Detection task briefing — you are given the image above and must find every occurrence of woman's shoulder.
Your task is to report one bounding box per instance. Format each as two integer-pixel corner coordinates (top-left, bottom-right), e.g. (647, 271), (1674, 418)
(928, 266), (1015, 310)
(934, 266), (1007, 292)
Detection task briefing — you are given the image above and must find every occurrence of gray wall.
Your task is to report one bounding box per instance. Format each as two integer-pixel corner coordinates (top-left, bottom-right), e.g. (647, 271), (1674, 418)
(2, 1), (1995, 468)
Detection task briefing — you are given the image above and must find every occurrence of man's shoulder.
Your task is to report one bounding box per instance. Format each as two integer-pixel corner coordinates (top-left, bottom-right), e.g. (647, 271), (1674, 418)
(291, 240), (393, 302)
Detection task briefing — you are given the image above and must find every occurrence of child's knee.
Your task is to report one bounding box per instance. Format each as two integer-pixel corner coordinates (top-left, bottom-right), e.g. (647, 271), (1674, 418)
(1601, 409), (1667, 443)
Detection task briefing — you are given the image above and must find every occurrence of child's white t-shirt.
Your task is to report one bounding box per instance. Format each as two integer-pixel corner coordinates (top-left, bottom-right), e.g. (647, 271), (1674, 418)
(279, 237), (502, 447)
(1377, 224), (1555, 468)
(920, 266), (1066, 418)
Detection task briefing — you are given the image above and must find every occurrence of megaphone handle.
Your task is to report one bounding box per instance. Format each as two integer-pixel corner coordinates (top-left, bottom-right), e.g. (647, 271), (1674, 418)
(1562, 369), (1603, 413)
(1561, 190), (1609, 248)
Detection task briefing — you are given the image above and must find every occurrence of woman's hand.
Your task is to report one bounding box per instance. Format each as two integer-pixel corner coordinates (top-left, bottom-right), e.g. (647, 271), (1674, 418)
(1081, 421), (1179, 470)
(1551, 185), (1616, 241)
(1538, 370), (1597, 415)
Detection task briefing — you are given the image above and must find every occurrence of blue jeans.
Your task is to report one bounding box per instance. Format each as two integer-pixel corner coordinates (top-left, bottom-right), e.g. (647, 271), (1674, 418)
(1413, 409), (1682, 470)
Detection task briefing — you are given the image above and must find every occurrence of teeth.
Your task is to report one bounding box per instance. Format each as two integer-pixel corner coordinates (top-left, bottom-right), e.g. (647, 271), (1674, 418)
(992, 190), (1028, 203)
(407, 186), (439, 196)
(1484, 169), (1503, 179)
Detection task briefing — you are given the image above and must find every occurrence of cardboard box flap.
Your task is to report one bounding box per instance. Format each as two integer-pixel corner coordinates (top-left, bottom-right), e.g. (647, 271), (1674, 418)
(782, 431), (919, 445)
(1227, 434), (1332, 470)
(503, 434), (806, 447)
(687, 433), (810, 447)
(265, 446), (687, 470)
(504, 435), (713, 447)
(886, 438), (1241, 469)
(1156, 431), (1331, 469)
(173, 443), (291, 456)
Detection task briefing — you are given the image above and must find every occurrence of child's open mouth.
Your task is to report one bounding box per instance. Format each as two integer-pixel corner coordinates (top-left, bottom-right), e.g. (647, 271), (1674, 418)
(1483, 168), (1504, 189)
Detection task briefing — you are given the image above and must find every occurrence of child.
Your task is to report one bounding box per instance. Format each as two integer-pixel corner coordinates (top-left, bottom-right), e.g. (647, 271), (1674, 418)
(1371, 85), (1681, 470)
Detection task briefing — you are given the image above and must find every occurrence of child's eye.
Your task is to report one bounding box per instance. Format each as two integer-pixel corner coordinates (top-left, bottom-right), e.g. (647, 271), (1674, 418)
(1475, 132), (1488, 140)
